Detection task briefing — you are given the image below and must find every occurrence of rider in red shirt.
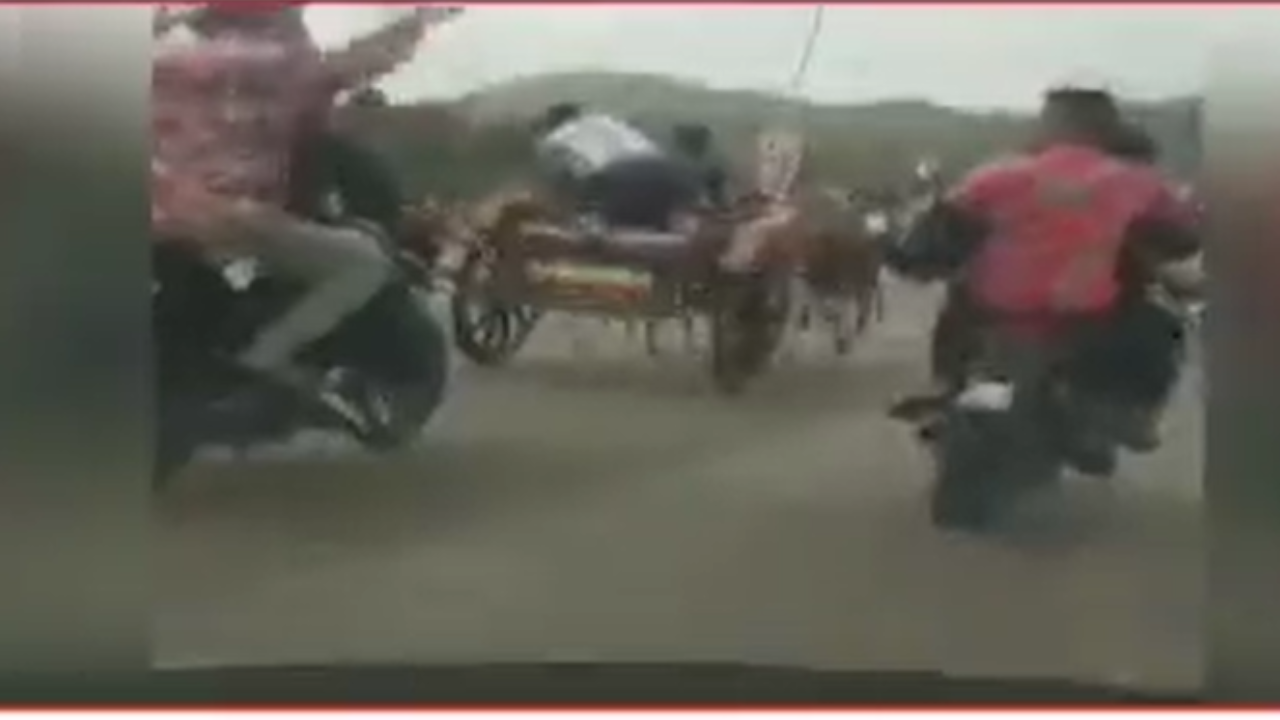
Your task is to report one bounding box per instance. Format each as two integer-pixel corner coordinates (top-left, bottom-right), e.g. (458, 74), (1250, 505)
(888, 88), (1199, 452)
(948, 90), (1194, 318)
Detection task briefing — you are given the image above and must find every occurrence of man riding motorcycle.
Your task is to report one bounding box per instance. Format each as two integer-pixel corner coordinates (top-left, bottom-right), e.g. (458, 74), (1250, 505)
(532, 103), (703, 231)
(886, 87), (1200, 471)
(151, 5), (434, 424)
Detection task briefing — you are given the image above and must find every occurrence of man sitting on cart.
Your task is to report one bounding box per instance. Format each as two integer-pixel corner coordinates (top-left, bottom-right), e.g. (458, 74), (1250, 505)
(532, 102), (705, 233)
(671, 123), (732, 211)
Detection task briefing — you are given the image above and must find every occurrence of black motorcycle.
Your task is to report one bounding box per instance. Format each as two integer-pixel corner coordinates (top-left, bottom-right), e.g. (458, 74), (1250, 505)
(916, 321), (1118, 531)
(153, 132), (448, 489)
(922, 281), (1202, 532)
(888, 193), (1202, 532)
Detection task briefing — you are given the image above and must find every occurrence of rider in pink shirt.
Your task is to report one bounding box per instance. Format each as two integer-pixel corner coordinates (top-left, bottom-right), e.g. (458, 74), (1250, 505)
(152, 5), (433, 413)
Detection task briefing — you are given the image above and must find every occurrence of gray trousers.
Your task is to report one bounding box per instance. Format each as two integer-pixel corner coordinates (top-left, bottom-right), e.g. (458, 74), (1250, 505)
(223, 209), (392, 380)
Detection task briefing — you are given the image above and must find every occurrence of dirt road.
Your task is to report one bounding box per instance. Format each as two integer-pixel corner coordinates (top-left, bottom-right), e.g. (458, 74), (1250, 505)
(154, 281), (1202, 691)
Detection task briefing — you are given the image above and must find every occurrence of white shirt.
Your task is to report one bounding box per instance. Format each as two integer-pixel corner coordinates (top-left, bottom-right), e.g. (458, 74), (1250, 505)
(538, 113), (661, 177)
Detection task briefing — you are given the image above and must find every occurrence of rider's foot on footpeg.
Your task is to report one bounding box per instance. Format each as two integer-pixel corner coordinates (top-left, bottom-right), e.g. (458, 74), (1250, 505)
(315, 372), (401, 447)
(315, 372), (372, 434)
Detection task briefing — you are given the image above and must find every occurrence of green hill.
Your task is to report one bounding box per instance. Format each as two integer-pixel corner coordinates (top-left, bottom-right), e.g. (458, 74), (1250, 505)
(336, 71), (1201, 201)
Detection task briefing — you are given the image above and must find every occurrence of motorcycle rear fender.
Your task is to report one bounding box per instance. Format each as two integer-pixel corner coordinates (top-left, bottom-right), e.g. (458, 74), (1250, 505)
(955, 378), (1016, 412)
(952, 326), (1066, 420)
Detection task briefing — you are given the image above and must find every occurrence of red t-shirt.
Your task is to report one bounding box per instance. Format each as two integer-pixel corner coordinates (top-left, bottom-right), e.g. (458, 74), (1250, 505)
(948, 143), (1194, 316)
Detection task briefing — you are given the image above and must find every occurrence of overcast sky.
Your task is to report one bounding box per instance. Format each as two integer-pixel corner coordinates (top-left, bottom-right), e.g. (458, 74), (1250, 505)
(304, 4), (1280, 110)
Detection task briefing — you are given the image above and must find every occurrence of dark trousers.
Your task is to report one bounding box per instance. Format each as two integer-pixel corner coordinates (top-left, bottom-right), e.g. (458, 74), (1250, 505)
(1070, 294), (1187, 409)
(579, 156), (700, 230)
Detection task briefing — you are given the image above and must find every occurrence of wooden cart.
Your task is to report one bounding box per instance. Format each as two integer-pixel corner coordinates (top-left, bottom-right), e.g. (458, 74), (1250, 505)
(449, 130), (808, 394)
(455, 205), (801, 393)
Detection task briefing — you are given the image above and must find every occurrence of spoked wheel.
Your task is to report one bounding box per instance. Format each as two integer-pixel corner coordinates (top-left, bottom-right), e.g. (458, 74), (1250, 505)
(710, 270), (791, 395)
(450, 247), (540, 366)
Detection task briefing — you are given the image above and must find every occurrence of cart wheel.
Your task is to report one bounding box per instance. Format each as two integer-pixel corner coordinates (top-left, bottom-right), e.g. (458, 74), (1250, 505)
(710, 270), (790, 394)
(450, 247), (539, 366)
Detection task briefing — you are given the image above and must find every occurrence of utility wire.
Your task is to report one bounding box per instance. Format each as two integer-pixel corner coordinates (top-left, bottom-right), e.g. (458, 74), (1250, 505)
(785, 5), (825, 99)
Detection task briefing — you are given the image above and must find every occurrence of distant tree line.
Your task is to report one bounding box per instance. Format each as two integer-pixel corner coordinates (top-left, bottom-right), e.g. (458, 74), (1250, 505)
(335, 94), (1200, 204)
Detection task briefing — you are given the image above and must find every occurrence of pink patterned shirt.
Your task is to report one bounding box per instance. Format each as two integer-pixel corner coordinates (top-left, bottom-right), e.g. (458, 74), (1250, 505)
(151, 10), (432, 244)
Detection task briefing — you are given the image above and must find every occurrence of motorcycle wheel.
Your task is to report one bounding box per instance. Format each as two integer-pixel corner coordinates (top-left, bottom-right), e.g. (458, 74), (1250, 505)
(929, 409), (1007, 531)
(930, 399), (1066, 532)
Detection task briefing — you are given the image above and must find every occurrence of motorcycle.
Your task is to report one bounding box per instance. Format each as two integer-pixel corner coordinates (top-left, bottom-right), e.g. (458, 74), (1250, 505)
(916, 319), (1119, 531)
(153, 133), (449, 490)
(886, 188), (1204, 532)
(921, 278), (1203, 532)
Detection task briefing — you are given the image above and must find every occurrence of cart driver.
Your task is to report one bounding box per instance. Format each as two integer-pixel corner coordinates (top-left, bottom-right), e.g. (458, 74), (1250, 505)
(531, 102), (703, 233)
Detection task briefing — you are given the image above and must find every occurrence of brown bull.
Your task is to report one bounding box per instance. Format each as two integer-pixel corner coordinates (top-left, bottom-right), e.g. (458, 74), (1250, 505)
(765, 188), (887, 355)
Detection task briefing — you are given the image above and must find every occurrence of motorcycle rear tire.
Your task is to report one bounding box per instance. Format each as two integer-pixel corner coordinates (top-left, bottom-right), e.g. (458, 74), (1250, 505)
(930, 411), (1005, 531)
